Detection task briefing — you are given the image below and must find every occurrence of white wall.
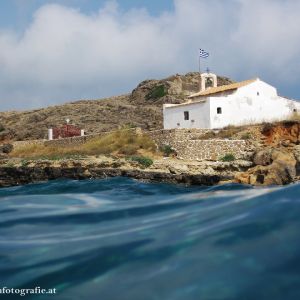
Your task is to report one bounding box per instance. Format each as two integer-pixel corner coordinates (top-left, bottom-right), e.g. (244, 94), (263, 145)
(236, 80), (277, 98)
(210, 80), (300, 128)
(163, 101), (210, 129)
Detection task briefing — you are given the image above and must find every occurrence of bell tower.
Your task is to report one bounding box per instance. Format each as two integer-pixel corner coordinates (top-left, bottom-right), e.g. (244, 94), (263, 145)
(200, 68), (217, 91)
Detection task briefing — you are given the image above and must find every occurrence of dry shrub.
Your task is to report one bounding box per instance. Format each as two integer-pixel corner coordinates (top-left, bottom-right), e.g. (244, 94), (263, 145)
(11, 144), (81, 159)
(82, 129), (156, 155)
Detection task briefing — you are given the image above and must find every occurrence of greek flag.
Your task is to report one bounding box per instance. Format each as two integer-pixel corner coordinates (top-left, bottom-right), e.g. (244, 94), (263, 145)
(199, 48), (209, 58)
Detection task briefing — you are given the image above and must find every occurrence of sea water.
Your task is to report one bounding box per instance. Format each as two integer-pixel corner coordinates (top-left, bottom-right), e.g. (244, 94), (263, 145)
(0, 178), (300, 300)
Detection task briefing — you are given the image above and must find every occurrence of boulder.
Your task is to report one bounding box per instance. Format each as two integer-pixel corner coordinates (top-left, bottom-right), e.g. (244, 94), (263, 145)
(235, 148), (296, 185)
(253, 148), (273, 166)
(168, 164), (189, 174)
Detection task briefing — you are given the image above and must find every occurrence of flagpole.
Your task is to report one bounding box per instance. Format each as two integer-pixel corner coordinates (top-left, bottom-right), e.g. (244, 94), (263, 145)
(198, 48), (209, 91)
(199, 48), (209, 73)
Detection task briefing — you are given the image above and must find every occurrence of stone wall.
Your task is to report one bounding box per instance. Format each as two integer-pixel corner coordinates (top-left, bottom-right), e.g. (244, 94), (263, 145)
(147, 128), (252, 161)
(44, 128), (141, 147)
(12, 136), (99, 149)
(13, 128), (139, 149)
(44, 133), (104, 147)
(173, 139), (249, 160)
(148, 128), (211, 145)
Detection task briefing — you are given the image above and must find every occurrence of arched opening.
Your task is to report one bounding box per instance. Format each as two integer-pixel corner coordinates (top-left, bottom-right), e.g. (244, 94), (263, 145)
(205, 77), (214, 89)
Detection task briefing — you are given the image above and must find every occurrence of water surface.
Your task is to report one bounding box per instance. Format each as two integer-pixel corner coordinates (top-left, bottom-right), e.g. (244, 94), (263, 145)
(0, 178), (300, 299)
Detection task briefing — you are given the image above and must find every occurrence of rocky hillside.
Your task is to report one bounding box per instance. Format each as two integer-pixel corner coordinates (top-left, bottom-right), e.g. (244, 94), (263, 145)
(0, 72), (233, 141)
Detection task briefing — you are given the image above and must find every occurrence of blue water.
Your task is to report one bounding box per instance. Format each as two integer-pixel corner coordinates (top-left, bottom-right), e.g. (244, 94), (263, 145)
(0, 178), (300, 300)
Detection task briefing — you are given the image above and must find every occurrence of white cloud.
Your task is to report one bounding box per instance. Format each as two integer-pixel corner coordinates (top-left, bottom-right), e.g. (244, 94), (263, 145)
(0, 0), (299, 110)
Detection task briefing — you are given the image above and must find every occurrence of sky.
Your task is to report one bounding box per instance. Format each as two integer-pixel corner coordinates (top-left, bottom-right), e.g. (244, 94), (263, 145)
(0, 0), (299, 111)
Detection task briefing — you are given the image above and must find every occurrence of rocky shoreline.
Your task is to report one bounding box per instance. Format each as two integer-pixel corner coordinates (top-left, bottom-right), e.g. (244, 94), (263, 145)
(0, 156), (252, 188)
(0, 146), (299, 188)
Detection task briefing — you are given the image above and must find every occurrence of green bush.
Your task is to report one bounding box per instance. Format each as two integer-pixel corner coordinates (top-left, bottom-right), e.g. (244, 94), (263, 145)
(160, 145), (176, 157)
(241, 132), (251, 140)
(146, 85), (167, 100)
(129, 156), (153, 168)
(220, 153), (235, 162)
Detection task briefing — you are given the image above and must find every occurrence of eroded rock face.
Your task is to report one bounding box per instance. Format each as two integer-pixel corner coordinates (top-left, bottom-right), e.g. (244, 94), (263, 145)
(235, 148), (297, 185)
(262, 121), (300, 146)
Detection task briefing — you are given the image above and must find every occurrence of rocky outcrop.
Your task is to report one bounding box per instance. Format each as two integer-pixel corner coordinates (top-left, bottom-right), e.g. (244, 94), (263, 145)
(235, 148), (297, 185)
(129, 72), (233, 105)
(0, 166), (225, 187)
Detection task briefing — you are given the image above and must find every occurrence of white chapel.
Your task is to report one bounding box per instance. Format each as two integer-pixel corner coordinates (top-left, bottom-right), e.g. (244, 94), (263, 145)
(163, 72), (300, 129)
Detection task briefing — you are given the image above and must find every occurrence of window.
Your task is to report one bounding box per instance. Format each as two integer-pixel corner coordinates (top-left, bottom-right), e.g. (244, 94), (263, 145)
(184, 111), (189, 120)
(217, 107), (222, 114)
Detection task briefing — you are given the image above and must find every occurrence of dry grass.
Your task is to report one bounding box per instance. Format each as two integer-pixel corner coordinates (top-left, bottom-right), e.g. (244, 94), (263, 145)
(82, 129), (157, 156)
(10, 129), (158, 159)
(10, 144), (80, 159)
